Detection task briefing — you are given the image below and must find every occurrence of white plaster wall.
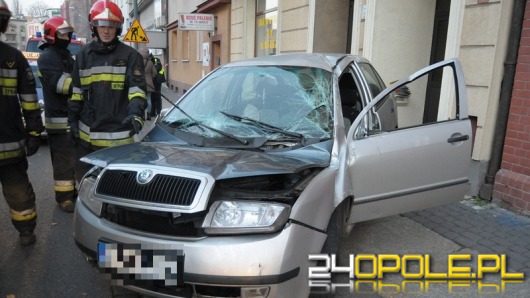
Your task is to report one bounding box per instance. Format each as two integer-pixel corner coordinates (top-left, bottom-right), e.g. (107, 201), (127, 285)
(280, 5), (309, 53)
(168, 0), (205, 24)
(140, 3), (156, 30)
(367, 0), (436, 127)
(367, 0), (435, 79)
(230, 0), (245, 61)
(460, 0), (512, 163)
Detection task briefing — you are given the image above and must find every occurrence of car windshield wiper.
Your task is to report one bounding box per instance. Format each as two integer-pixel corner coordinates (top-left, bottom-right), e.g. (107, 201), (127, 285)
(220, 111), (306, 145)
(167, 106), (249, 145)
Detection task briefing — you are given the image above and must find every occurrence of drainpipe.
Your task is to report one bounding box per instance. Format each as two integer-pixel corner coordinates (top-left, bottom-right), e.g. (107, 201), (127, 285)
(133, 0), (139, 50)
(480, 0), (526, 200)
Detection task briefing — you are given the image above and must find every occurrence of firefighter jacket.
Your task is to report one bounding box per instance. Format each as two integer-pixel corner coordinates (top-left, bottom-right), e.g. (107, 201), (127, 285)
(0, 42), (44, 165)
(37, 44), (74, 134)
(69, 38), (147, 148)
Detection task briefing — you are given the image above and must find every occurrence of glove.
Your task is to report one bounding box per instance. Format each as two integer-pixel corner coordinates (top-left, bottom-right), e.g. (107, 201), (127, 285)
(26, 132), (41, 157)
(68, 121), (80, 145)
(122, 115), (144, 136)
(68, 100), (82, 144)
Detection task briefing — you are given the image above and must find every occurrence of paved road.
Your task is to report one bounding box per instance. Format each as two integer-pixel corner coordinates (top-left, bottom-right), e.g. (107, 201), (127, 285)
(335, 203), (530, 297)
(405, 199), (530, 276)
(0, 143), (123, 297)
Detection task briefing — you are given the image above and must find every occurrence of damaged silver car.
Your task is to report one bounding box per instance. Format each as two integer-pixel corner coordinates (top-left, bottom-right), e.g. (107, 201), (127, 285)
(73, 54), (471, 297)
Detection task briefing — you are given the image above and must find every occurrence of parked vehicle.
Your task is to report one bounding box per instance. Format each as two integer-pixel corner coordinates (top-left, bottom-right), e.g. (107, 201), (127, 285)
(73, 54), (471, 297)
(26, 31), (84, 56)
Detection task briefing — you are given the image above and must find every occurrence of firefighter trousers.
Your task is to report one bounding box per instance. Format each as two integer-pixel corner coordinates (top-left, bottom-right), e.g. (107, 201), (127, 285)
(0, 158), (37, 234)
(48, 133), (77, 203)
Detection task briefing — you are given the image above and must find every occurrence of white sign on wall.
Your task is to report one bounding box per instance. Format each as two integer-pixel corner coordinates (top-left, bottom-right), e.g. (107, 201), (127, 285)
(202, 43), (210, 66)
(179, 13), (215, 31)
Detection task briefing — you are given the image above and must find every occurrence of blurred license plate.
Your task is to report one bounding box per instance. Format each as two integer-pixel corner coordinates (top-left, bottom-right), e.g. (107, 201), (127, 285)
(97, 241), (184, 286)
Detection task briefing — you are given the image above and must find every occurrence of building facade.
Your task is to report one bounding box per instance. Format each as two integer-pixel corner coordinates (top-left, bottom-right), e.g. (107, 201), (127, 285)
(117, 0), (167, 75)
(26, 17), (42, 41)
(165, 0), (231, 94)
(62, 0), (96, 43)
(2, 14), (27, 51)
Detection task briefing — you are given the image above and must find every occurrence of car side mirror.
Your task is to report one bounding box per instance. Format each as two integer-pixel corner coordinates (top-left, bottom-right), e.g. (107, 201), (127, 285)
(353, 117), (368, 140)
(155, 108), (171, 123)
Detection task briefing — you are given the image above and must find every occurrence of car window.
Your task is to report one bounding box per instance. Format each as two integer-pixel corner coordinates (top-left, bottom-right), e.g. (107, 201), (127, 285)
(357, 63), (459, 138)
(27, 40), (82, 56)
(163, 66), (333, 140)
(339, 70), (364, 131)
(26, 40), (41, 53)
(358, 62), (386, 97)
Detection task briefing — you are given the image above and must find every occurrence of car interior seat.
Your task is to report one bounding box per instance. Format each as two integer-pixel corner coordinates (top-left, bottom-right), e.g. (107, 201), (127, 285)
(339, 74), (362, 132)
(253, 77), (284, 123)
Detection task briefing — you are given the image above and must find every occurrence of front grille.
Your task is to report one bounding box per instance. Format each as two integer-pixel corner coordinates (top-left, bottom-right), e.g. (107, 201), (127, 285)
(102, 204), (204, 237)
(96, 169), (201, 206)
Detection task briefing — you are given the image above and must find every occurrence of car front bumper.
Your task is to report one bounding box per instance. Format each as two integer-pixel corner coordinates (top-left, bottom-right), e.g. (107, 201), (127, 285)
(73, 199), (326, 298)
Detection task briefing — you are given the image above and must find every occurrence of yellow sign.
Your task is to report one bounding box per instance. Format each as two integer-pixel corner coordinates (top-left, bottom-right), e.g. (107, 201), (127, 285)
(22, 51), (40, 60)
(123, 19), (149, 43)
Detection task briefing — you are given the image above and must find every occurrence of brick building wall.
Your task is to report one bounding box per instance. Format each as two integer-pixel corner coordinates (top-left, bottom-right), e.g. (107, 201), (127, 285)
(492, 0), (530, 216)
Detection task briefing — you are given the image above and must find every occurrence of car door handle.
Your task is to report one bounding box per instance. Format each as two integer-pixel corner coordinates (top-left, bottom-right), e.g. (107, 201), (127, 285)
(447, 134), (469, 143)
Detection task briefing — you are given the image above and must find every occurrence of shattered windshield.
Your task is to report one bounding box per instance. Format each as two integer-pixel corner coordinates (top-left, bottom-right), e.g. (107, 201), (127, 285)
(162, 65), (333, 143)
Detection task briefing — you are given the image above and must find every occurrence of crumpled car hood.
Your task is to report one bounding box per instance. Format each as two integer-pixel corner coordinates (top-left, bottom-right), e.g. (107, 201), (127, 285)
(81, 141), (332, 179)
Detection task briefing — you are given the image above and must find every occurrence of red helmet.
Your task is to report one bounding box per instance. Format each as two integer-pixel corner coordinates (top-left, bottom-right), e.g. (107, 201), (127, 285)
(89, 0), (123, 30)
(43, 16), (74, 44)
(0, 0), (12, 33)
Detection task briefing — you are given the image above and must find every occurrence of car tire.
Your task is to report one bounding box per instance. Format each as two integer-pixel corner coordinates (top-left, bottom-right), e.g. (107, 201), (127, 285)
(321, 206), (341, 256)
(322, 197), (353, 254)
(309, 198), (353, 298)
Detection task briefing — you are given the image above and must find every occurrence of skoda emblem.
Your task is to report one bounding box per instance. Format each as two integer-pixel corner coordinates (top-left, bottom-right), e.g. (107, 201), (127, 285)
(137, 169), (154, 184)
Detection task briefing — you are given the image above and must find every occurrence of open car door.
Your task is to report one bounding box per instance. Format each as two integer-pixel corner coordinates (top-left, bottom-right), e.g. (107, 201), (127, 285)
(346, 58), (472, 223)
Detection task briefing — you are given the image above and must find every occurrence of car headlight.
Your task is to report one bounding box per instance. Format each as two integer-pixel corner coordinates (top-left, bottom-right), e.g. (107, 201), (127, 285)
(202, 200), (290, 235)
(78, 168), (103, 216)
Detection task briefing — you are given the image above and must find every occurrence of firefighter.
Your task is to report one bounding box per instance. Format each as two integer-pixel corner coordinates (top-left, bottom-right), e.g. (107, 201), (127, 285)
(37, 16), (77, 212)
(0, 0), (44, 246)
(68, 0), (147, 182)
(150, 56), (165, 118)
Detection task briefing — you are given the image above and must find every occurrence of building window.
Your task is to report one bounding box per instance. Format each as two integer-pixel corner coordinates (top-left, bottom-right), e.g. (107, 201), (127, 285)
(181, 30), (190, 61)
(255, 0), (277, 57)
(5, 34), (16, 41)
